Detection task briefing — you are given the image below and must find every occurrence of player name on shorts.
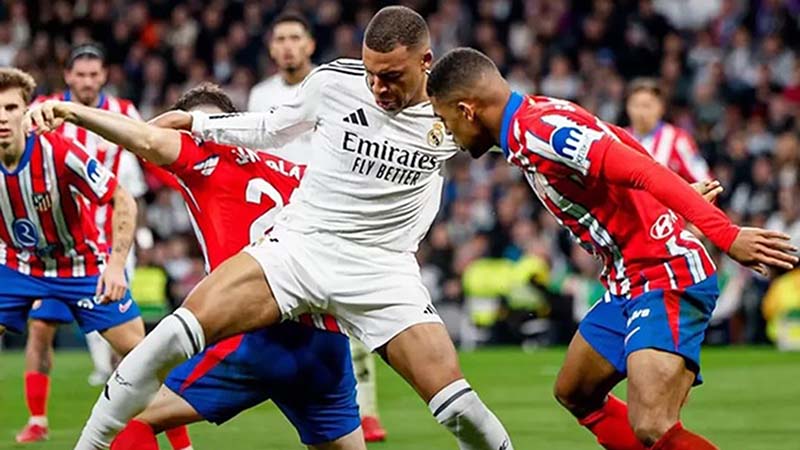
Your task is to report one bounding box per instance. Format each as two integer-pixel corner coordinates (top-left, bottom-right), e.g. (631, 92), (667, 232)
(342, 131), (440, 186)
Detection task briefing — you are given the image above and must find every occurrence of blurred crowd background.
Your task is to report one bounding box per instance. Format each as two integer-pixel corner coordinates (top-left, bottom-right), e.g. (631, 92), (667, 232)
(3, 0), (800, 350)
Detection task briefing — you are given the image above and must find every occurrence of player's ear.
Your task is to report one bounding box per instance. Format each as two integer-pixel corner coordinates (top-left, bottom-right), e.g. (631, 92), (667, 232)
(421, 49), (433, 71)
(306, 37), (316, 58)
(457, 101), (474, 122)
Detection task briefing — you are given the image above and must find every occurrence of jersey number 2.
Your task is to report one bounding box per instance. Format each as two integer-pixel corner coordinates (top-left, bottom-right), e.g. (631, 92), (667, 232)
(245, 179), (285, 242)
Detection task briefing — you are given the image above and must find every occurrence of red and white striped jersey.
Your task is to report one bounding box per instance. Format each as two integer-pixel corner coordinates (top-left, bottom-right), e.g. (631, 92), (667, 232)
(500, 93), (738, 298)
(165, 133), (344, 333)
(626, 122), (711, 183)
(32, 91), (146, 243)
(0, 133), (117, 278)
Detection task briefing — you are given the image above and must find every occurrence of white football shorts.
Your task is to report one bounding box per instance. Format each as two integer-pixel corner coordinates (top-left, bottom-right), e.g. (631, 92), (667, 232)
(244, 226), (443, 351)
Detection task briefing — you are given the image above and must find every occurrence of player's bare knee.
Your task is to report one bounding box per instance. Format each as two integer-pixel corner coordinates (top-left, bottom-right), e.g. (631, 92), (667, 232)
(629, 412), (674, 446)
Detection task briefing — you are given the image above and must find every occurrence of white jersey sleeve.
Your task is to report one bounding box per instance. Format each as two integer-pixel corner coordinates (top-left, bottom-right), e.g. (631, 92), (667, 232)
(191, 69), (327, 150)
(116, 150), (147, 198)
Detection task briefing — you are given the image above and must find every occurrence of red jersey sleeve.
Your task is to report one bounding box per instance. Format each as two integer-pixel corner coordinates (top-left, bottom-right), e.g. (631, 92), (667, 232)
(164, 132), (213, 181)
(56, 133), (118, 205)
(597, 138), (740, 251)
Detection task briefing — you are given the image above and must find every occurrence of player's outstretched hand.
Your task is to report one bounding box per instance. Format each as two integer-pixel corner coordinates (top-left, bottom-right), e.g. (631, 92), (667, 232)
(25, 100), (71, 135)
(728, 228), (799, 277)
(691, 179), (724, 203)
(96, 264), (128, 304)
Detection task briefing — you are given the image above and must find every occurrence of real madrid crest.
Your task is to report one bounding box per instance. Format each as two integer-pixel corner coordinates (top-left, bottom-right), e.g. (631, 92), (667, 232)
(427, 122), (445, 147)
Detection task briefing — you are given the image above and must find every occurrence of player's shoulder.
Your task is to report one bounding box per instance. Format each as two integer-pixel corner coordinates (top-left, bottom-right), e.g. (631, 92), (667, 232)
(31, 92), (64, 106)
(304, 58), (365, 85)
(102, 94), (137, 113)
(519, 96), (604, 135)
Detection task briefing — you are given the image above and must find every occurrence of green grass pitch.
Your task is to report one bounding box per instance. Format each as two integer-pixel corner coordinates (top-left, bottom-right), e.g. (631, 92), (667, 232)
(1, 347), (798, 449)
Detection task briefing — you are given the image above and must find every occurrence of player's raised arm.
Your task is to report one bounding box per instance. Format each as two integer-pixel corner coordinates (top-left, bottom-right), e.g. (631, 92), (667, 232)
(27, 100), (182, 166)
(597, 138), (798, 274)
(187, 65), (328, 150)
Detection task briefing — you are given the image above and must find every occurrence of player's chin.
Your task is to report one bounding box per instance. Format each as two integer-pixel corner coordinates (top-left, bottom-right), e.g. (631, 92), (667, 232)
(466, 145), (491, 159)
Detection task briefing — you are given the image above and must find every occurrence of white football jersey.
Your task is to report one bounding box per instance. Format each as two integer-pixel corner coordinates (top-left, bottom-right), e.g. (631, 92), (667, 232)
(191, 59), (458, 252)
(247, 72), (312, 165)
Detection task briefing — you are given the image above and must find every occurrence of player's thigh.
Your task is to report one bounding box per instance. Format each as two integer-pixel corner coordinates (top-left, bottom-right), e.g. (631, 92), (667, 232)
(626, 349), (694, 443)
(181, 252), (282, 344)
(554, 331), (625, 417)
(382, 322), (463, 402)
(100, 317), (145, 356)
(136, 385), (204, 433)
(309, 428), (366, 450)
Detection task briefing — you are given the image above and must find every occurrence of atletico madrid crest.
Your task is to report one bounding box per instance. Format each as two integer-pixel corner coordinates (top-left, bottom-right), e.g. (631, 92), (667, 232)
(33, 192), (52, 212)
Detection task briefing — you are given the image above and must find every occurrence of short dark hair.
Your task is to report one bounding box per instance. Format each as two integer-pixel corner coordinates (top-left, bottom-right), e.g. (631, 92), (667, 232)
(364, 6), (429, 52)
(627, 77), (663, 100)
(271, 11), (312, 36)
(172, 83), (237, 113)
(427, 47), (499, 101)
(67, 43), (106, 69)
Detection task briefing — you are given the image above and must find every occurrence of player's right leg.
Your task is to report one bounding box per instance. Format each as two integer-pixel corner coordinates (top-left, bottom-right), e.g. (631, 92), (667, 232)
(75, 253), (284, 450)
(553, 295), (644, 450)
(18, 317), (59, 443)
(0, 267), (56, 443)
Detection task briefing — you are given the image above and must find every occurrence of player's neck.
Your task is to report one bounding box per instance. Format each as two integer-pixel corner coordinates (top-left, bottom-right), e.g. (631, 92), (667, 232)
(487, 89), (513, 145)
(406, 77), (430, 108)
(0, 134), (26, 171)
(78, 95), (100, 107)
(282, 62), (313, 85)
(632, 122), (658, 137)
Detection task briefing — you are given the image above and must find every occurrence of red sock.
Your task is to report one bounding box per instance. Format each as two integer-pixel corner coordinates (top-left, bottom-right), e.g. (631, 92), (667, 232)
(110, 420), (159, 450)
(651, 422), (719, 450)
(165, 426), (192, 450)
(578, 395), (646, 450)
(24, 372), (50, 419)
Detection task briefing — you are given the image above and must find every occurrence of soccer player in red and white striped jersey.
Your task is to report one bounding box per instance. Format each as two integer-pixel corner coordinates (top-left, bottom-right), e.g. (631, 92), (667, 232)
(625, 78), (711, 184)
(15, 44), (167, 446)
(0, 67), (147, 443)
(427, 48), (798, 450)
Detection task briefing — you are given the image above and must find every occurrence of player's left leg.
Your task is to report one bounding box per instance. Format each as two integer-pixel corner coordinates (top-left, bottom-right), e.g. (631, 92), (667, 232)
(554, 294), (644, 450)
(623, 276), (721, 449)
(380, 322), (513, 450)
(350, 338), (387, 442)
(329, 238), (512, 450)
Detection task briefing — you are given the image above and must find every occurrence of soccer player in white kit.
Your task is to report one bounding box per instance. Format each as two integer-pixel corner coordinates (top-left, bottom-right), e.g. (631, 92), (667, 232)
(73, 7), (514, 450)
(250, 12), (388, 441)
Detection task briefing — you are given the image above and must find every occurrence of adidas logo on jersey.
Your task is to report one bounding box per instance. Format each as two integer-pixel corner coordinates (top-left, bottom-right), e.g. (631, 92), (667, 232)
(193, 155), (220, 176)
(343, 108), (369, 127)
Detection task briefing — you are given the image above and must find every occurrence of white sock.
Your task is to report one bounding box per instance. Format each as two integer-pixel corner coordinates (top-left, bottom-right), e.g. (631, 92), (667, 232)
(28, 415), (48, 427)
(85, 332), (114, 375)
(428, 379), (514, 450)
(351, 338), (379, 417)
(74, 308), (205, 450)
